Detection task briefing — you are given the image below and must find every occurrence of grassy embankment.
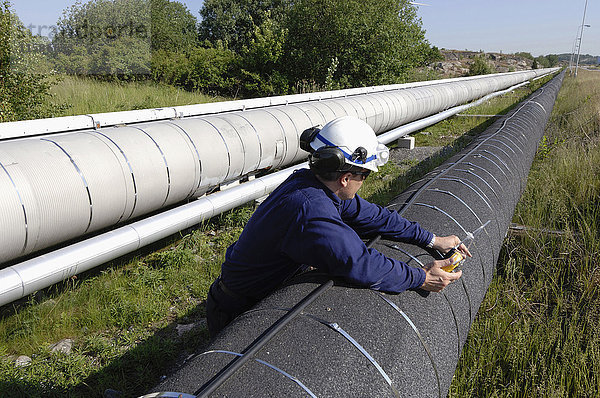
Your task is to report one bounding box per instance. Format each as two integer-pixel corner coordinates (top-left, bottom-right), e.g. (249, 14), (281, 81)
(0, 73), (570, 397)
(49, 75), (223, 116)
(450, 70), (600, 397)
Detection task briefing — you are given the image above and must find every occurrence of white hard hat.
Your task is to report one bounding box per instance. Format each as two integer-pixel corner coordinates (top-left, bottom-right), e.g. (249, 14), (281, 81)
(308, 116), (389, 172)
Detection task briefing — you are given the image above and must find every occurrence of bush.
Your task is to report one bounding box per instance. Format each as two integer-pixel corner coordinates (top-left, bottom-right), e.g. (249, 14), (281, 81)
(186, 46), (239, 96)
(0, 1), (61, 121)
(468, 55), (495, 76)
(151, 45), (245, 97)
(151, 49), (191, 87)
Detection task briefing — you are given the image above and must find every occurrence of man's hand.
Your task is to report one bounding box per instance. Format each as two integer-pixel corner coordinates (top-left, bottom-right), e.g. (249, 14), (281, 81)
(421, 258), (462, 292)
(432, 235), (472, 258)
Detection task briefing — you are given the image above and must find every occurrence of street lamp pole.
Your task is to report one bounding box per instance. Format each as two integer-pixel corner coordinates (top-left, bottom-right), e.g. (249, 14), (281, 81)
(575, 0), (589, 77)
(569, 33), (578, 73)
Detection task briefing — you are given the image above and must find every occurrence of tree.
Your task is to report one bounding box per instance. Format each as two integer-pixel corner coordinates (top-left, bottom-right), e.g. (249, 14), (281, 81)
(52, 0), (151, 79)
(196, 0), (438, 95)
(533, 55), (550, 69)
(428, 46), (444, 63)
(236, 11), (288, 96)
(515, 51), (534, 61)
(546, 54), (559, 67)
(283, 0), (434, 87)
(199, 0), (288, 54)
(150, 0), (197, 52)
(198, 0), (291, 97)
(0, 1), (58, 121)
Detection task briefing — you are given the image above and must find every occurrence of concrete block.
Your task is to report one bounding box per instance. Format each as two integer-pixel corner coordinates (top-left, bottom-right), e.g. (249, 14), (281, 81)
(397, 136), (415, 149)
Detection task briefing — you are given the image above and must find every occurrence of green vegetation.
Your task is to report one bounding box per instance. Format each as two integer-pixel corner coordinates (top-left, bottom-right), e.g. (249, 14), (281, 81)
(283, 0), (436, 89)
(468, 54), (496, 76)
(515, 51), (535, 61)
(151, 0), (197, 53)
(0, 0), (443, 119)
(0, 69), (560, 398)
(513, 52), (561, 69)
(450, 69), (600, 396)
(49, 0), (438, 98)
(49, 75), (223, 116)
(0, 1), (61, 121)
(0, 207), (253, 397)
(1, 0), (216, 121)
(52, 0), (151, 78)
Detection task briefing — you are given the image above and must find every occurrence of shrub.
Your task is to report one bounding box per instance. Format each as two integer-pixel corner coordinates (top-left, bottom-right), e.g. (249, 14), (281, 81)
(150, 49), (191, 87)
(0, 1), (60, 121)
(186, 45), (239, 96)
(468, 55), (495, 76)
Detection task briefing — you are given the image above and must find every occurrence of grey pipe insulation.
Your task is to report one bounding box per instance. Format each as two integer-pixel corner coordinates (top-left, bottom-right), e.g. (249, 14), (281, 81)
(0, 69), (557, 268)
(148, 70), (565, 397)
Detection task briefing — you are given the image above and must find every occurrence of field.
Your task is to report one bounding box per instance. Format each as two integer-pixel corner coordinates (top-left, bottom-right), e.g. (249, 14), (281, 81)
(449, 69), (600, 397)
(0, 70), (598, 397)
(49, 75), (223, 116)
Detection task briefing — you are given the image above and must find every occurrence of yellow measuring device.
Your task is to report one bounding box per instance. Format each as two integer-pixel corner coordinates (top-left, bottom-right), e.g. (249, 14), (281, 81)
(442, 220), (491, 272)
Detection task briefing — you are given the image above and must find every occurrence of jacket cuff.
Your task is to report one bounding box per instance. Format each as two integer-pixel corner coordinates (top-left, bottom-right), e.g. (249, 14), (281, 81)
(411, 267), (427, 290)
(426, 233), (435, 248)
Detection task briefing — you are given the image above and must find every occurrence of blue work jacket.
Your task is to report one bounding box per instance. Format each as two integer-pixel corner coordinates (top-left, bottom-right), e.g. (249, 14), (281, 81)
(221, 169), (433, 300)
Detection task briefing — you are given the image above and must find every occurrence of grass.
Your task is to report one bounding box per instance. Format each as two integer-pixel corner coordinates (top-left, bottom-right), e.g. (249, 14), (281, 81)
(449, 69), (600, 397)
(0, 206), (254, 397)
(0, 72), (577, 397)
(49, 75), (225, 117)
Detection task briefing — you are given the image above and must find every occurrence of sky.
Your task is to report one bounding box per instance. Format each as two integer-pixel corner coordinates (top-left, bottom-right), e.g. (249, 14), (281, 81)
(10, 0), (599, 57)
(416, 0), (597, 57)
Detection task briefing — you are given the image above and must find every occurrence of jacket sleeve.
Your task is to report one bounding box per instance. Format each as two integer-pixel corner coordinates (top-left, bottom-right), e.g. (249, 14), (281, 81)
(280, 198), (426, 293)
(340, 194), (433, 247)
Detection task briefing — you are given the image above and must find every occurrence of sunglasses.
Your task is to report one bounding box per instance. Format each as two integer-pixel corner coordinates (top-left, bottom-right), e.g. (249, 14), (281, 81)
(351, 170), (371, 180)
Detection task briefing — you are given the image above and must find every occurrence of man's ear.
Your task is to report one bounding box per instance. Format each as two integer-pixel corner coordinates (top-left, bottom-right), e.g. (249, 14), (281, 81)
(338, 172), (353, 187)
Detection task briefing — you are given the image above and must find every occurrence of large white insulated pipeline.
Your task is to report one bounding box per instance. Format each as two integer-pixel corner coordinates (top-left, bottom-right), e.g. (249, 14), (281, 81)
(0, 68), (558, 268)
(0, 69), (560, 307)
(0, 69), (555, 140)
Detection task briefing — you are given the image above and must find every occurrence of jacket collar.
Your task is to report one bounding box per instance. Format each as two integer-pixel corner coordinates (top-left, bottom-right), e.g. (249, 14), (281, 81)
(299, 169), (342, 207)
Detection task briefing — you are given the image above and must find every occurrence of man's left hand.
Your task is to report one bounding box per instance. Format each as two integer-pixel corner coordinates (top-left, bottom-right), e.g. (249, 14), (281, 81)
(432, 235), (472, 258)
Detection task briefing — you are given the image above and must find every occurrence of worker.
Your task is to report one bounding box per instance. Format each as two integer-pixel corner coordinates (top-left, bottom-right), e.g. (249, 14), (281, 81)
(206, 116), (471, 337)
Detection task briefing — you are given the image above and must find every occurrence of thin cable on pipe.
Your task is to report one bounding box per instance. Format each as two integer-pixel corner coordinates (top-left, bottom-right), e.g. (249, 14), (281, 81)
(194, 280), (334, 397)
(378, 293), (442, 398)
(199, 350), (317, 398)
(0, 161), (28, 253)
(305, 314), (401, 398)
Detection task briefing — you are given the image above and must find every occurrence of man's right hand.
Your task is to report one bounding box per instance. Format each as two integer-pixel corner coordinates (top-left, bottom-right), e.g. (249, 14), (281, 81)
(421, 258), (462, 292)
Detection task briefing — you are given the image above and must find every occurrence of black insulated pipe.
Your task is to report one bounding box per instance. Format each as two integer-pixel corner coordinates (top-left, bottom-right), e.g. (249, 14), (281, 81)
(149, 71), (564, 397)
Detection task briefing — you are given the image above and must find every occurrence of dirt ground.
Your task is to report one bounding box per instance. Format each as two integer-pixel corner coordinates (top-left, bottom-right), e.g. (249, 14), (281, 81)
(388, 146), (443, 166)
